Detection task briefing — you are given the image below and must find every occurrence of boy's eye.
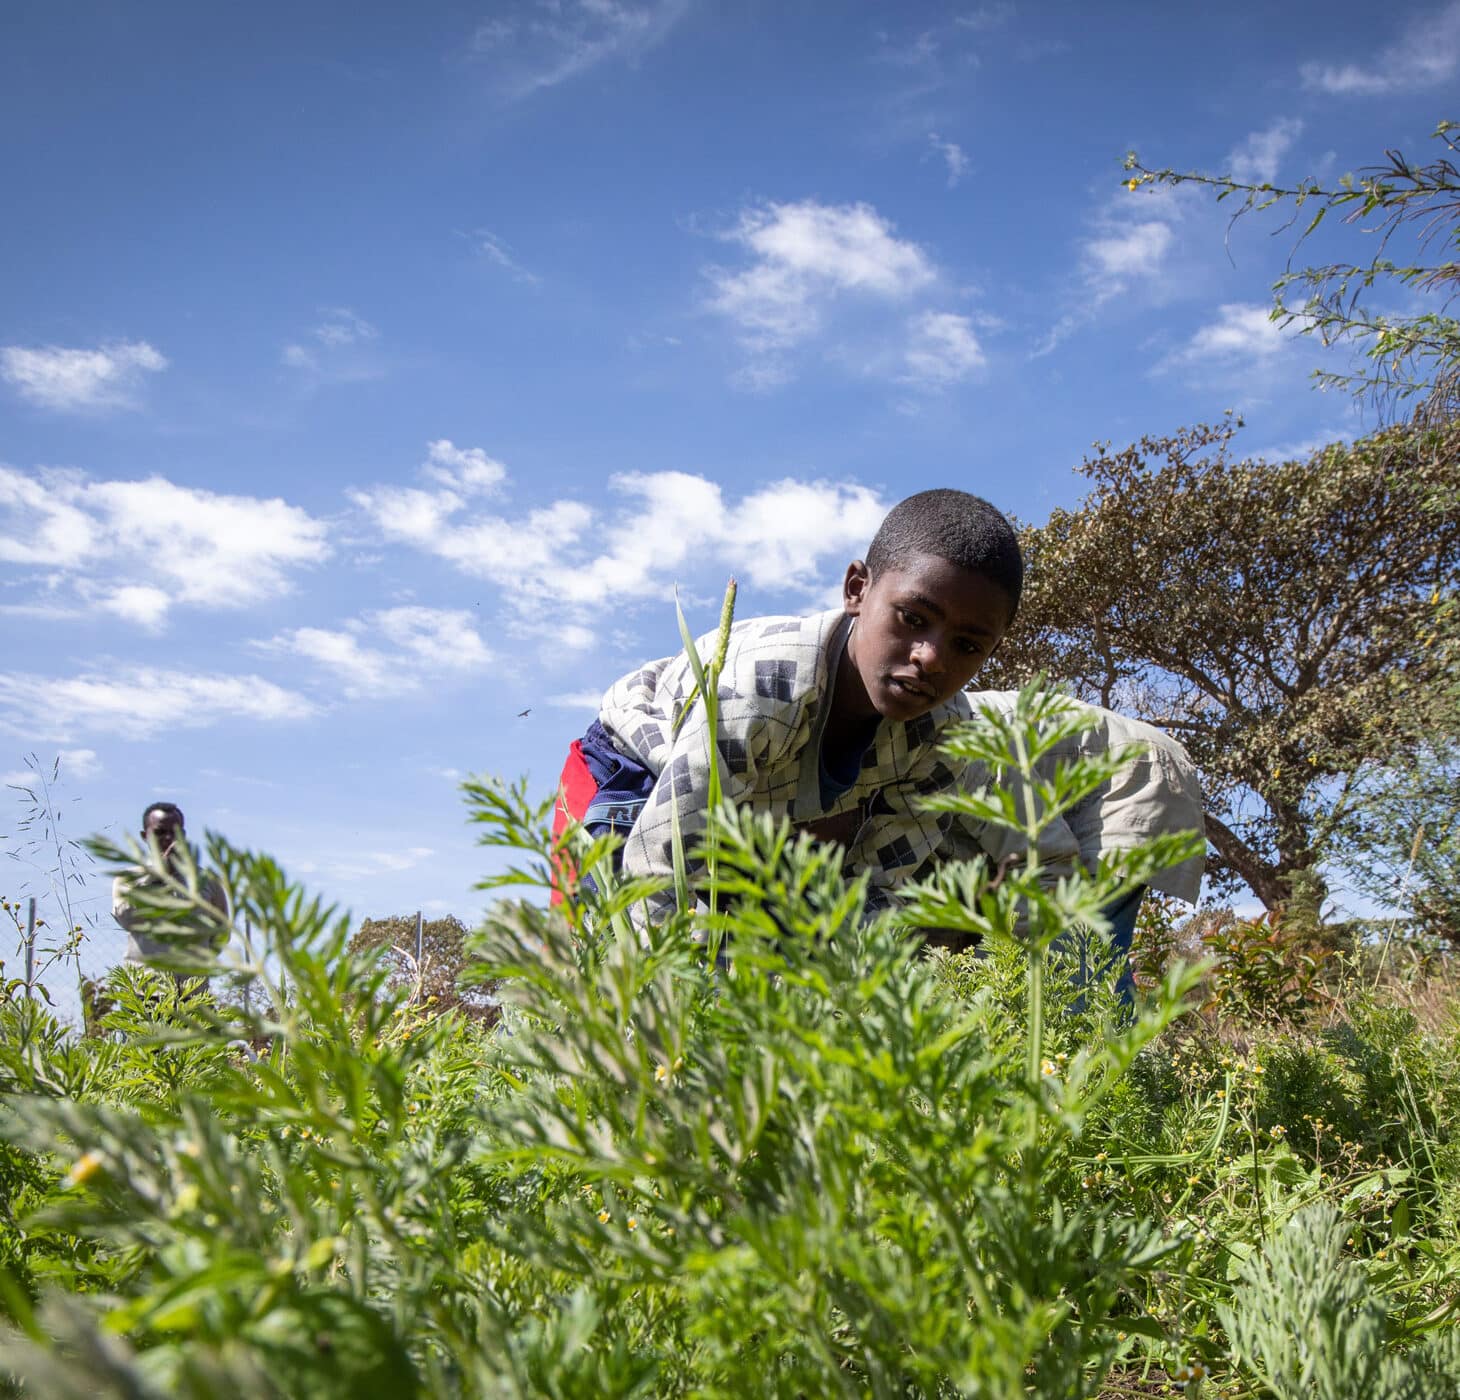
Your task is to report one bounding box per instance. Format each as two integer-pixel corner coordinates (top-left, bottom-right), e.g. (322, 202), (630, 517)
(898, 608), (924, 629)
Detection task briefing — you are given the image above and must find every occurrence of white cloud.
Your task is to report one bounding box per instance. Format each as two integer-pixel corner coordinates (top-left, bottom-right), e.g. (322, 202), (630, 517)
(1086, 221), (1174, 283)
(1301, 2), (1460, 95)
(60, 748), (102, 779)
(470, 0), (688, 100)
(1168, 303), (1289, 365)
(0, 464), (329, 629)
(0, 340), (167, 412)
(421, 439), (507, 495)
(352, 443), (889, 627)
(902, 310), (985, 386)
(927, 132), (969, 188)
(1225, 118), (1303, 185)
(0, 465), (329, 629)
(261, 607), (493, 700)
(0, 668), (318, 742)
(707, 199), (937, 354)
(100, 584), (173, 630)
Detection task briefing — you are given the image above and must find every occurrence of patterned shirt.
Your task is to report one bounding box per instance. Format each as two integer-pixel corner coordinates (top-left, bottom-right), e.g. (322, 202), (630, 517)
(935, 690), (1206, 902)
(599, 608), (971, 913)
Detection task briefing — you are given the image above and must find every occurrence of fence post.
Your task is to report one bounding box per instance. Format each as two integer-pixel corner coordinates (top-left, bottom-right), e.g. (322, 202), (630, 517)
(243, 919), (254, 1020)
(415, 909), (423, 968)
(24, 896), (36, 996)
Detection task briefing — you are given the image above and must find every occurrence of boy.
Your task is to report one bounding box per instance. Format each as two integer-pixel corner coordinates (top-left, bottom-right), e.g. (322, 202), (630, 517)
(553, 489), (1023, 915)
(927, 692), (1205, 998)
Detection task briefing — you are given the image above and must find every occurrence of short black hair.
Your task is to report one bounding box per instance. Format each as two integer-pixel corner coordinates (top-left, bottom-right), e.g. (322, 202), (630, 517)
(865, 489), (1023, 615)
(142, 801), (185, 830)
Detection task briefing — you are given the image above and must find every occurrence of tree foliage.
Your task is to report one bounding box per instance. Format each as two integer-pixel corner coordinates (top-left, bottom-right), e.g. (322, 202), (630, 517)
(1125, 118), (1460, 423)
(982, 418), (1460, 910)
(346, 912), (499, 1023)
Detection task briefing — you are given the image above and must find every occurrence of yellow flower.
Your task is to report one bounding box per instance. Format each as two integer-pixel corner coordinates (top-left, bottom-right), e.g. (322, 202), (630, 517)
(1125, 177), (1140, 191)
(66, 1150), (104, 1187)
(1041, 1059), (1057, 1077)
(598, 1209), (610, 1223)
(655, 1064), (668, 1083)
(627, 1217), (638, 1231)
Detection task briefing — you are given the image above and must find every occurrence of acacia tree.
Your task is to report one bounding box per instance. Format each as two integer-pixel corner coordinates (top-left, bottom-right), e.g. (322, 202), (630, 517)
(983, 418), (1460, 909)
(346, 912), (499, 1022)
(1125, 118), (1459, 424)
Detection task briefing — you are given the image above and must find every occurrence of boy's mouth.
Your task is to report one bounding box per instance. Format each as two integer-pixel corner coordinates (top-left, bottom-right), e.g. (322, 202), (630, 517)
(888, 674), (935, 701)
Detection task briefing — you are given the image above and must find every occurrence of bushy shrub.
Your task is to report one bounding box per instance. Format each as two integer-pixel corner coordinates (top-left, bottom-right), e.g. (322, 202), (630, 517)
(0, 688), (1455, 1396)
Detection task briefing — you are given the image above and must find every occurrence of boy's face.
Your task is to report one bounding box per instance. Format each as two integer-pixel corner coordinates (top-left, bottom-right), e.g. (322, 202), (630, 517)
(142, 807), (183, 856)
(841, 552), (1012, 722)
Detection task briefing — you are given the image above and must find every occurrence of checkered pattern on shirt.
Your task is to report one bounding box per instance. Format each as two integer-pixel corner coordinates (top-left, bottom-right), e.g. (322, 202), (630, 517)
(597, 608), (972, 915)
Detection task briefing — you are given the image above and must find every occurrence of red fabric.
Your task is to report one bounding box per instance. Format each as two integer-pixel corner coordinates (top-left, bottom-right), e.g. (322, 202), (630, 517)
(550, 740), (599, 906)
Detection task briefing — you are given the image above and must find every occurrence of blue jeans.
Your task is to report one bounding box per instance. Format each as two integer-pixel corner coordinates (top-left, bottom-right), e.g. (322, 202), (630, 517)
(1060, 884), (1144, 1009)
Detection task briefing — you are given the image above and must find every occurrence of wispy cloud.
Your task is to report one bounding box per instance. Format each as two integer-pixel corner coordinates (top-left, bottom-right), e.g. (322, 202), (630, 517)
(299, 845), (436, 883)
(902, 310), (985, 386)
(547, 690), (605, 711)
(281, 307), (381, 379)
(1163, 302), (1289, 368)
(1035, 203), (1178, 356)
(260, 607), (494, 700)
(2, 748), (102, 789)
(1301, 1), (1460, 95)
(469, 0), (688, 100)
(473, 230), (540, 285)
(0, 340), (167, 412)
(352, 441), (888, 628)
(927, 132), (969, 188)
(1225, 118), (1303, 184)
(0, 668), (318, 742)
(0, 464), (329, 630)
(955, 2), (1015, 33)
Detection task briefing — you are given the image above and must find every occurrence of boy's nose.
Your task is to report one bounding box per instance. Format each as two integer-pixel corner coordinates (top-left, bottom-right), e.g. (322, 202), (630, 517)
(913, 637), (945, 674)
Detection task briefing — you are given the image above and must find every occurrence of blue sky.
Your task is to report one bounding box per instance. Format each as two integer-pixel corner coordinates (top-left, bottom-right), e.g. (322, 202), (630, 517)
(1, 0), (1453, 969)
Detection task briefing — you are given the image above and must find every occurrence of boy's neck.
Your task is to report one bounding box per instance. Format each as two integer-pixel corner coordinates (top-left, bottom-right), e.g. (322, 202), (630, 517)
(824, 623), (880, 753)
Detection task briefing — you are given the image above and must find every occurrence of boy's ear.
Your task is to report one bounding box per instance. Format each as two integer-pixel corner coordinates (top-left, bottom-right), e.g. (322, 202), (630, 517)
(842, 560), (870, 615)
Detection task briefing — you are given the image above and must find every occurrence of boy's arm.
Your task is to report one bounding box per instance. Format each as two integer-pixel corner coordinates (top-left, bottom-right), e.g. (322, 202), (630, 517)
(112, 873), (143, 932)
(619, 696), (779, 906)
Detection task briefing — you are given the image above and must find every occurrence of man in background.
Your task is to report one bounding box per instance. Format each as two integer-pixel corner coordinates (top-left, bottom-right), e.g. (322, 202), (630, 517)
(112, 801), (229, 965)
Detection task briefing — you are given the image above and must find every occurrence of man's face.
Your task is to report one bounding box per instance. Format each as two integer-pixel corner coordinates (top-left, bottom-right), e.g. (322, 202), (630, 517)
(842, 553), (1012, 722)
(142, 808), (184, 856)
